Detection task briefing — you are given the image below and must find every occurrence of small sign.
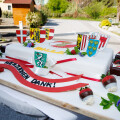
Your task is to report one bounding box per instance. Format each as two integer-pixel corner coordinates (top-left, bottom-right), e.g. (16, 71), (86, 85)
(98, 34), (110, 51)
(77, 34), (88, 52)
(34, 51), (47, 68)
(34, 29), (46, 43)
(86, 39), (99, 57)
(19, 21), (23, 30)
(16, 30), (27, 44)
(45, 28), (54, 40)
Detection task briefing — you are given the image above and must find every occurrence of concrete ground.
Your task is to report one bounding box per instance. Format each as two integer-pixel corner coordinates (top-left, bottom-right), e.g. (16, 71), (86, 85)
(43, 19), (120, 54)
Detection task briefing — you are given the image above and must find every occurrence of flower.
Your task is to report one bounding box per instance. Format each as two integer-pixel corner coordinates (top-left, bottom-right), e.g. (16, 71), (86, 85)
(79, 52), (85, 57)
(27, 43), (32, 47)
(26, 12), (42, 28)
(116, 99), (120, 107)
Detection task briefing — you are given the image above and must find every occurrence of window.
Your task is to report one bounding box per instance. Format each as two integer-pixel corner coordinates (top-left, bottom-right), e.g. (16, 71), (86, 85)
(8, 5), (11, 10)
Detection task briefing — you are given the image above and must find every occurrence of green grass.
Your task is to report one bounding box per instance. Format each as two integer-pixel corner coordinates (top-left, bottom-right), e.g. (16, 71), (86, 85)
(48, 17), (104, 21)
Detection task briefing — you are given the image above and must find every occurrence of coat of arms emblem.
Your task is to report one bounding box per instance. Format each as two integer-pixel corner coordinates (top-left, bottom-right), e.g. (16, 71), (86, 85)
(34, 51), (47, 68)
(86, 39), (99, 57)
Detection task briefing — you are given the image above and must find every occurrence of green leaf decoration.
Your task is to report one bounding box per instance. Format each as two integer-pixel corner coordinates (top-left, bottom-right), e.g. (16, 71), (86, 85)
(65, 48), (72, 55)
(100, 97), (113, 109)
(107, 72), (111, 76)
(116, 105), (120, 112)
(24, 42), (28, 46)
(81, 52), (87, 56)
(100, 93), (120, 112)
(44, 66), (48, 68)
(101, 74), (106, 80)
(107, 93), (120, 104)
(28, 40), (31, 43)
(103, 104), (112, 109)
(74, 46), (80, 54)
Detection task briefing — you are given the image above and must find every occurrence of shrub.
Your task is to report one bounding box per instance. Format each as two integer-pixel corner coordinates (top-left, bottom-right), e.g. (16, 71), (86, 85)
(100, 19), (111, 27)
(2, 11), (13, 18)
(41, 5), (52, 17)
(84, 2), (104, 19)
(101, 7), (117, 17)
(62, 1), (85, 18)
(47, 0), (69, 14)
(26, 11), (47, 28)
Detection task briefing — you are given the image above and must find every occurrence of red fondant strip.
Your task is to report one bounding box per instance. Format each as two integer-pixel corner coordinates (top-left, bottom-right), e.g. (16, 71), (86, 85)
(49, 71), (63, 78)
(6, 56), (34, 68)
(56, 58), (77, 64)
(52, 45), (76, 48)
(0, 63), (88, 92)
(0, 59), (83, 83)
(65, 72), (101, 82)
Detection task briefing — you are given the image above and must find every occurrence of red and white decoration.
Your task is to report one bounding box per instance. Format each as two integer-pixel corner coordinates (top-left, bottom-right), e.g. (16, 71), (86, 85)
(79, 35), (88, 52)
(45, 28), (55, 40)
(39, 30), (46, 43)
(16, 30), (27, 44)
(98, 34), (110, 51)
(50, 41), (76, 48)
(48, 29), (54, 40)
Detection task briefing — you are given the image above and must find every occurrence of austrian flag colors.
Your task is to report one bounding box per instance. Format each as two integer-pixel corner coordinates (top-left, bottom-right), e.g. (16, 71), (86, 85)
(16, 30), (27, 44)
(45, 28), (54, 40)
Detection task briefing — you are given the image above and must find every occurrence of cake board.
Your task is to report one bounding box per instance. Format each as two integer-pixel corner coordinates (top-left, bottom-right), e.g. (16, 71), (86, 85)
(0, 69), (120, 120)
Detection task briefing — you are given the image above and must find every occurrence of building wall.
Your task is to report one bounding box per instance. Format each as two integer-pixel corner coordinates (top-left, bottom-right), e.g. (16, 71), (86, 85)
(0, 0), (12, 12)
(12, 4), (30, 26)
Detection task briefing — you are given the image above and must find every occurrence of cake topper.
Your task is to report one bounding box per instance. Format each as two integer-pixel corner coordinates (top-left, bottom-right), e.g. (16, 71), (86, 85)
(45, 28), (55, 40)
(16, 30), (27, 44)
(98, 34), (110, 51)
(34, 51), (47, 68)
(19, 21), (23, 30)
(76, 32), (110, 57)
(34, 28), (46, 43)
(77, 34), (88, 52)
(86, 39), (99, 57)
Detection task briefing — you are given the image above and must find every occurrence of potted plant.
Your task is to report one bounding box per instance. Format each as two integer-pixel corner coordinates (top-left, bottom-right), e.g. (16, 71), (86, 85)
(26, 12), (43, 40)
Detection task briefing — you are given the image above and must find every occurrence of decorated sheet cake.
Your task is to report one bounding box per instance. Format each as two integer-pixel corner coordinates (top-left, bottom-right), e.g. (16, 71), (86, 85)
(0, 28), (120, 119)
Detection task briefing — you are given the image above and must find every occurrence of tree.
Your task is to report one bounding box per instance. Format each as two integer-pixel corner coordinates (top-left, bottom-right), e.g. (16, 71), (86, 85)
(117, 0), (120, 22)
(47, 0), (69, 13)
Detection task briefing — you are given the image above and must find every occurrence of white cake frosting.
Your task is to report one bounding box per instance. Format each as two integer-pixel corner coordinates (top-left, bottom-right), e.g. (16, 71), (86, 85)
(5, 40), (113, 79)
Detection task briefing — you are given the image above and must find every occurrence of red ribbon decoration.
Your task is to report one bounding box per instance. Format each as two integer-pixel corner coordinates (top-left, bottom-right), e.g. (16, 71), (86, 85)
(0, 61), (88, 92)
(6, 56), (34, 68)
(65, 72), (101, 82)
(56, 58), (77, 64)
(0, 59), (83, 83)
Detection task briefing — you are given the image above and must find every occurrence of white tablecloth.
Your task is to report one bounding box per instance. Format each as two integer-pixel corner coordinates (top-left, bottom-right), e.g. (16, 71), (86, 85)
(0, 85), (92, 120)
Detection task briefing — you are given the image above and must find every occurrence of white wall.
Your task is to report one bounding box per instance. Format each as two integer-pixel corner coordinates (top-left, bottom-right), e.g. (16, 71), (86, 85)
(0, 0), (12, 13)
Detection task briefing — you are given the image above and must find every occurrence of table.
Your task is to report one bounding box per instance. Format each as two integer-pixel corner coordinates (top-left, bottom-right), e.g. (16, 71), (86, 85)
(0, 67), (120, 120)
